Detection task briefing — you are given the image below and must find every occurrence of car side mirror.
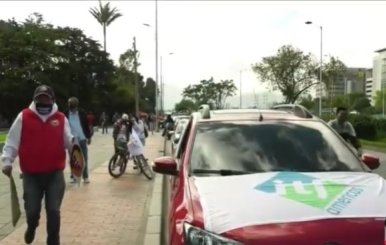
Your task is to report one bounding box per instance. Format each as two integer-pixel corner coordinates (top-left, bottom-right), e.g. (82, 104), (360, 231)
(152, 156), (178, 175)
(362, 154), (380, 170)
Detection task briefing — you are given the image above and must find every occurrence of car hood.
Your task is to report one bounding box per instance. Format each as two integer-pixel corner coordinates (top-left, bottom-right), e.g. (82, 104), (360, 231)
(191, 171), (386, 239)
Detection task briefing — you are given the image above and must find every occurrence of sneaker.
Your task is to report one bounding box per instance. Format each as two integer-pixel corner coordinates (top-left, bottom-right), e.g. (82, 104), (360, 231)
(69, 177), (76, 184)
(83, 178), (90, 184)
(24, 227), (36, 244)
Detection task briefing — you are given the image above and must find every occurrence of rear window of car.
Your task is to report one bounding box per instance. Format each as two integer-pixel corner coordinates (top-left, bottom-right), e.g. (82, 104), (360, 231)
(189, 120), (363, 174)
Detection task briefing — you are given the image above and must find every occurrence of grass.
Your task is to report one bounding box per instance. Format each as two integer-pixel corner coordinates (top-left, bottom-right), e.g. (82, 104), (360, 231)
(360, 138), (386, 151)
(0, 132), (6, 143)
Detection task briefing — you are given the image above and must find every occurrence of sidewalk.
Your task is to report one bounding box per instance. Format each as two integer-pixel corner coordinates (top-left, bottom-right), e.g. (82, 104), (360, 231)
(0, 131), (120, 240)
(0, 133), (164, 245)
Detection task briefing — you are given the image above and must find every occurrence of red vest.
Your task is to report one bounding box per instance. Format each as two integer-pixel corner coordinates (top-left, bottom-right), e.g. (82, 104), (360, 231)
(19, 109), (66, 173)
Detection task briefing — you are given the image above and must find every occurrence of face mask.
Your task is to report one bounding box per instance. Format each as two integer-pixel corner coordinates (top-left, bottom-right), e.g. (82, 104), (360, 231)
(36, 103), (53, 115)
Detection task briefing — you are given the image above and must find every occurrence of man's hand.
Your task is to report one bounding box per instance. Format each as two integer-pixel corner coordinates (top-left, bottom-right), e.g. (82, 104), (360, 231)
(2, 165), (12, 177)
(87, 138), (91, 145)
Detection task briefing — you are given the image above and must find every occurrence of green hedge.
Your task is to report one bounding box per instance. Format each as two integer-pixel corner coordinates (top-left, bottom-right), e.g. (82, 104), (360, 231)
(349, 115), (378, 140)
(321, 114), (386, 140)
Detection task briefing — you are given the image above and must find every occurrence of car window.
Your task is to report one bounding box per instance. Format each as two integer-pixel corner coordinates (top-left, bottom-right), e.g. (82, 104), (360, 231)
(175, 118), (192, 159)
(190, 120), (363, 174)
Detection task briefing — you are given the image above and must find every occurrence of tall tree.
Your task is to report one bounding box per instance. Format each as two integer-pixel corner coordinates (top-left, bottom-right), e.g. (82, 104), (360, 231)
(0, 14), (116, 121)
(89, 0), (122, 52)
(299, 94), (316, 110)
(373, 89), (386, 112)
(175, 99), (197, 112)
(321, 55), (347, 97)
(251, 45), (318, 103)
(182, 77), (237, 109)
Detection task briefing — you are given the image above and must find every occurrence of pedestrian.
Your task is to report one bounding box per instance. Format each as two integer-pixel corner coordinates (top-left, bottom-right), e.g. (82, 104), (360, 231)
(112, 112), (120, 124)
(1, 85), (73, 245)
(65, 97), (92, 184)
(131, 114), (147, 146)
(86, 111), (95, 136)
(148, 114), (154, 135)
(328, 106), (363, 156)
(100, 112), (108, 134)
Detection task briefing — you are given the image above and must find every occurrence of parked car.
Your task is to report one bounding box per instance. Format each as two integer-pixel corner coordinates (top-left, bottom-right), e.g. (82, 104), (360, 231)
(153, 104), (386, 245)
(171, 117), (189, 155)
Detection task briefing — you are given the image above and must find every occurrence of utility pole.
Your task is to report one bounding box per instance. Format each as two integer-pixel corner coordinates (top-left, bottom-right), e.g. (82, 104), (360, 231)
(160, 56), (163, 114)
(154, 0), (160, 131)
(133, 37), (139, 116)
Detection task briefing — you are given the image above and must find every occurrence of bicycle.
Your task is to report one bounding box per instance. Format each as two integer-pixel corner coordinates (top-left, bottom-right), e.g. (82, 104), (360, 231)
(108, 140), (129, 178)
(133, 154), (154, 180)
(108, 139), (154, 180)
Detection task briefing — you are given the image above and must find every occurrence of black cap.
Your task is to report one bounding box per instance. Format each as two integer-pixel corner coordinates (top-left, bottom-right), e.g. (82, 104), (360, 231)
(33, 85), (55, 100)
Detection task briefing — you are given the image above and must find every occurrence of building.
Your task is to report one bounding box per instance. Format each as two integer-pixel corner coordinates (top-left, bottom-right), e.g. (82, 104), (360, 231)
(369, 48), (386, 104)
(315, 67), (367, 98)
(365, 68), (373, 102)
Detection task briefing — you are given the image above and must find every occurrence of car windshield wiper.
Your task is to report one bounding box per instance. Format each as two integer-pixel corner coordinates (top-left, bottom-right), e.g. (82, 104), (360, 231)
(192, 169), (253, 176)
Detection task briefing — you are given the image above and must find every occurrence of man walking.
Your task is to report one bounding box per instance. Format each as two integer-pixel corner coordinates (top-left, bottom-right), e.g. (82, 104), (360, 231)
(65, 97), (92, 184)
(1, 85), (73, 245)
(328, 106), (363, 156)
(100, 112), (108, 134)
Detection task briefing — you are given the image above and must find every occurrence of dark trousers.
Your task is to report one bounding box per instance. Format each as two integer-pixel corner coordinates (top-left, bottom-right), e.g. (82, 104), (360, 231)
(23, 170), (65, 245)
(102, 123), (108, 134)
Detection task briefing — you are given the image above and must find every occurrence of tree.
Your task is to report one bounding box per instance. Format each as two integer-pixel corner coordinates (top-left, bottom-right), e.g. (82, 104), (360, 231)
(0, 14), (116, 121)
(321, 56), (347, 97)
(89, 0), (122, 52)
(119, 48), (140, 71)
(330, 93), (371, 113)
(175, 99), (197, 112)
(299, 94), (315, 110)
(251, 45), (318, 103)
(373, 89), (386, 112)
(109, 48), (155, 114)
(182, 77), (237, 109)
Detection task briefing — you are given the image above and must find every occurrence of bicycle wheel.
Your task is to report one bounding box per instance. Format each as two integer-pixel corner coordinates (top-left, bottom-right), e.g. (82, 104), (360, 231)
(136, 155), (154, 180)
(108, 153), (127, 178)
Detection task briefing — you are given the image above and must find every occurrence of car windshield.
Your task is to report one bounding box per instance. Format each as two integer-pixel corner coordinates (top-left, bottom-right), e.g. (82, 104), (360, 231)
(190, 120), (363, 175)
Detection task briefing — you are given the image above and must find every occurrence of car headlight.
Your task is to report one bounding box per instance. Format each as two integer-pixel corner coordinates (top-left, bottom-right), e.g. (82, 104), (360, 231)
(184, 223), (243, 245)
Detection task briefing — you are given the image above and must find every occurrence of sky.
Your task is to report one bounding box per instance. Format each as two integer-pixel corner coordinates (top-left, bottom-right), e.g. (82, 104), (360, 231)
(1, 1), (386, 110)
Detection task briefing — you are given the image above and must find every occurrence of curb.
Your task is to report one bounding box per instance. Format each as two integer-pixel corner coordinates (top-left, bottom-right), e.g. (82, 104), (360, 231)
(143, 173), (163, 245)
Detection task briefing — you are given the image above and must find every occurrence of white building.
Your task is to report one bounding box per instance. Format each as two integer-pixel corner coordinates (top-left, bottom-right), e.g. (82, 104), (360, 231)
(365, 68), (373, 102)
(369, 48), (386, 104)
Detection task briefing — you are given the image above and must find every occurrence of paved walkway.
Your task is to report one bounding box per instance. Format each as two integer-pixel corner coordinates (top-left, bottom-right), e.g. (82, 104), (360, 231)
(0, 131), (163, 245)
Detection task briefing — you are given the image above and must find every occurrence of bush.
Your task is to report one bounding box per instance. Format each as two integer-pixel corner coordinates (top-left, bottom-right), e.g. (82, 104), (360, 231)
(349, 115), (377, 140)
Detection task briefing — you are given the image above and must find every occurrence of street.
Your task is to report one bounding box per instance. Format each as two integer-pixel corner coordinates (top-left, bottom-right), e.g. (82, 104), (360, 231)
(0, 129), (163, 244)
(364, 149), (386, 178)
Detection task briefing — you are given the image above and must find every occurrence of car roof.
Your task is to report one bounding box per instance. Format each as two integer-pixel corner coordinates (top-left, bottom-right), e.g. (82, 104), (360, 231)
(191, 105), (320, 123)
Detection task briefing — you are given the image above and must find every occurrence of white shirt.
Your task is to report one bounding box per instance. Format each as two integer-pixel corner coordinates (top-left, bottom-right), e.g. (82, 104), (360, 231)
(128, 129), (144, 156)
(133, 120), (146, 139)
(1, 102), (74, 167)
(327, 119), (356, 137)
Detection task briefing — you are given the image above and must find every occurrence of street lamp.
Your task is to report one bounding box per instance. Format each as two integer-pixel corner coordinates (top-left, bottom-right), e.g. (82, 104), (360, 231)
(143, 1), (159, 131)
(123, 37), (139, 116)
(305, 21), (323, 117)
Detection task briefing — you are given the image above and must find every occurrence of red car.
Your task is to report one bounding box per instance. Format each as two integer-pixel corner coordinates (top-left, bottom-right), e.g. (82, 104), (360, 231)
(153, 104), (386, 245)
